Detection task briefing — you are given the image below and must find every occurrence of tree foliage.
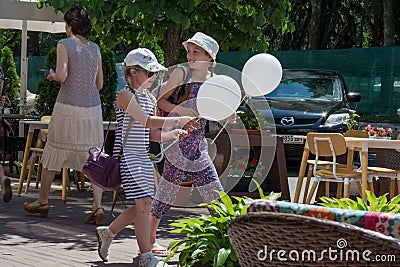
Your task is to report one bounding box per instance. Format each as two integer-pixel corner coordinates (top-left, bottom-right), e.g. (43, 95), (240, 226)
(267, 0), (399, 50)
(38, 0), (294, 66)
(0, 46), (20, 101)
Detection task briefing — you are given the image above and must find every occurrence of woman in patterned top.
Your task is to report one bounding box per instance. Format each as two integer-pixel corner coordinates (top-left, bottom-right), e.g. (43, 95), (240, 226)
(95, 48), (198, 267)
(23, 7), (105, 218)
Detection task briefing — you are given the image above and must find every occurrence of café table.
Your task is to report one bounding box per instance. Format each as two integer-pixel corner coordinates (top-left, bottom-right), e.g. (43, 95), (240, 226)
(293, 135), (400, 202)
(17, 120), (117, 201)
(1, 114), (41, 172)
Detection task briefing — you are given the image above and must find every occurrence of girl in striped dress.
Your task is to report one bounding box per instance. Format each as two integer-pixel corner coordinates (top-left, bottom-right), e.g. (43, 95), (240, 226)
(95, 48), (198, 267)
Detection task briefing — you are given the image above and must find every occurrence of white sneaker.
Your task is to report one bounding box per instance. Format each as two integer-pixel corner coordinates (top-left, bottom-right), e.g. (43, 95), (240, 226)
(96, 226), (113, 262)
(139, 253), (169, 267)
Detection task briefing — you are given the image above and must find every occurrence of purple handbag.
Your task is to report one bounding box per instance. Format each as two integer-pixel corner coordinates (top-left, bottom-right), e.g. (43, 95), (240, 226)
(83, 119), (133, 192)
(82, 147), (121, 191)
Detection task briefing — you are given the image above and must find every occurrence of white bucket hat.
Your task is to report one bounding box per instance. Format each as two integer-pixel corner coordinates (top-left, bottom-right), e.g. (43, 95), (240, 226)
(182, 32), (219, 61)
(124, 48), (166, 72)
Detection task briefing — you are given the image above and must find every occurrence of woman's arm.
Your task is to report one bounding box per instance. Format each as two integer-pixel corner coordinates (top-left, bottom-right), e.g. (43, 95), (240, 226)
(96, 57), (104, 91)
(47, 42), (68, 82)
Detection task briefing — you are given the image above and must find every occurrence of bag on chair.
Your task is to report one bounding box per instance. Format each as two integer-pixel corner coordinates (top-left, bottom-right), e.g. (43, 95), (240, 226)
(82, 147), (121, 191)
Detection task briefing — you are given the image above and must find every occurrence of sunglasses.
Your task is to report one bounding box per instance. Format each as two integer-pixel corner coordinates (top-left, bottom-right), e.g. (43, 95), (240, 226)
(131, 67), (155, 78)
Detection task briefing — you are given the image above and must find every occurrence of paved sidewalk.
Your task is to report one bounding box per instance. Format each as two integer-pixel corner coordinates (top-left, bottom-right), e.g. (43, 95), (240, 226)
(0, 176), (207, 267)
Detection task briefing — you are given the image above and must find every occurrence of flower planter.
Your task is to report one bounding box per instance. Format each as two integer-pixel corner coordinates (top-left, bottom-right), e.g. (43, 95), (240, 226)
(228, 129), (270, 136)
(370, 136), (391, 140)
(225, 175), (253, 192)
(173, 181), (193, 206)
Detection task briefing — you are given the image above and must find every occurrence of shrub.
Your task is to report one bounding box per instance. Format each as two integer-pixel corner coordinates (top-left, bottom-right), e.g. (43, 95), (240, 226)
(319, 190), (400, 213)
(99, 45), (117, 120)
(0, 46), (20, 101)
(34, 47), (59, 116)
(167, 181), (281, 267)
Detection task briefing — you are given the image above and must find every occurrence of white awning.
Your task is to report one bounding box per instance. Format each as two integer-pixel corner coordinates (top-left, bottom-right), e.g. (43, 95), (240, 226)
(0, 0), (65, 113)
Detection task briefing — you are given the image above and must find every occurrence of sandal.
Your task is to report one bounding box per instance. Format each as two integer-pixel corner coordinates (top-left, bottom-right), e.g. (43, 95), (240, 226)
(151, 243), (172, 257)
(24, 201), (49, 217)
(84, 207), (104, 225)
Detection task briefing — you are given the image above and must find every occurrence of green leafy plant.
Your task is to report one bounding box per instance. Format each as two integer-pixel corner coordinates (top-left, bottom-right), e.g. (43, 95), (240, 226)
(166, 181), (281, 267)
(230, 105), (269, 130)
(319, 190), (400, 213)
(0, 46), (20, 101)
(345, 110), (360, 130)
(35, 47), (60, 116)
(99, 45), (117, 119)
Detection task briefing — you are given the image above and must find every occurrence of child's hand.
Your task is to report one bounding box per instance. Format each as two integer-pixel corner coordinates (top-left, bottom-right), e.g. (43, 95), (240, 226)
(180, 117), (200, 132)
(177, 129), (189, 139)
(162, 129), (188, 140)
(226, 113), (237, 124)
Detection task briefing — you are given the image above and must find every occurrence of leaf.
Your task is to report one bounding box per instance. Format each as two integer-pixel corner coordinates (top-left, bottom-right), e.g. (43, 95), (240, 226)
(366, 190), (378, 211)
(390, 195), (400, 204)
(214, 248), (231, 267)
(219, 192), (235, 215)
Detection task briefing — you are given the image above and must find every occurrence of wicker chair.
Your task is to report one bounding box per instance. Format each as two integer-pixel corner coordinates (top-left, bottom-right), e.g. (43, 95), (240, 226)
(228, 212), (400, 267)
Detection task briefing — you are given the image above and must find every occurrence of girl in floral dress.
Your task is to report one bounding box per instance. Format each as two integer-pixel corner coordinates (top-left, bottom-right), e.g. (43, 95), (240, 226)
(150, 32), (225, 255)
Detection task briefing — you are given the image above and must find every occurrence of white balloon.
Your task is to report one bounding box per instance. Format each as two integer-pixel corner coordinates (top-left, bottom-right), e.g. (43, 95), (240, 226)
(242, 53), (283, 96)
(196, 75), (242, 121)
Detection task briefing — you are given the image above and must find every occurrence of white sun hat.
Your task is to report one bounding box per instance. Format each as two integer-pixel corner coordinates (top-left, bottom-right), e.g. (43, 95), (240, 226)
(182, 32), (219, 61)
(124, 48), (166, 72)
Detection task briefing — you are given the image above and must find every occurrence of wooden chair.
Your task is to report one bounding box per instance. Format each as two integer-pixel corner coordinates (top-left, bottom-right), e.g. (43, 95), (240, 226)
(23, 115), (84, 201)
(24, 115), (50, 193)
(367, 134), (400, 199)
(305, 132), (374, 203)
(299, 130), (369, 203)
(228, 212), (400, 267)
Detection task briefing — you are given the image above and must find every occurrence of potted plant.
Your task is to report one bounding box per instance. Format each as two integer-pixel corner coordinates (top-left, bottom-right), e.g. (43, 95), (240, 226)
(363, 125), (393, 139)
(319, 190), (400, 213)
(226, 154), (268, 192)
(228, 104), (269, 134)
(166, 182), (281, 267)
(174, 177), (193, 206)
(345, 110), (360, 130)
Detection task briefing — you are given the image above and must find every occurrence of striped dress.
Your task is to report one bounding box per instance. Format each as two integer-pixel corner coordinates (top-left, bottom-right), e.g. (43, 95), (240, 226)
(113, 86), (155, 199)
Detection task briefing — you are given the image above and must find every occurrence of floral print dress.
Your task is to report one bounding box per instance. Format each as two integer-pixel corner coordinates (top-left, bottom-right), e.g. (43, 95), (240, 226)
(151, 80), (223, 218)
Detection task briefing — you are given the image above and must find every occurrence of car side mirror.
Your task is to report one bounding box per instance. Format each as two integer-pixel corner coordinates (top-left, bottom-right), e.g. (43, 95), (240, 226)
(347, 92), (361, 102)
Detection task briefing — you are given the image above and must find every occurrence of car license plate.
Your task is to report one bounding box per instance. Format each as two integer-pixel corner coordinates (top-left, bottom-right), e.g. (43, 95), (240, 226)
(282, 135), (305, 144)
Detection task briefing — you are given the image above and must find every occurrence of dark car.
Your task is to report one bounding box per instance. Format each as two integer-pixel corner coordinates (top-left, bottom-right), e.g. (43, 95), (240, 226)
(246, 69), (361, 159)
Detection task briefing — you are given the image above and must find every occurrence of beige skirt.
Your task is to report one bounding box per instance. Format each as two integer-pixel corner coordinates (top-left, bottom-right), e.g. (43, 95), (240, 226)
(41, 102), (104, 172)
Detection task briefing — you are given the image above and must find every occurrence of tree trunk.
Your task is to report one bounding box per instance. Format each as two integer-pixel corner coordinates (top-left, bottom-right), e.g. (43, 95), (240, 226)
(380, 0), (395, 113)
(383, 0), (394, 46)
(320, 0), (338, 49)
(307, 0), (321, 49)
(162, 27), (182, 67)
(28, 32), (40, 56)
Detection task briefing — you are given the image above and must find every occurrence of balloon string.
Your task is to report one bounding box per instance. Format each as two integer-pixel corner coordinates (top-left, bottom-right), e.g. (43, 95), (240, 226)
(210, 95), (249, 145)
(155, 88), (247, 157)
